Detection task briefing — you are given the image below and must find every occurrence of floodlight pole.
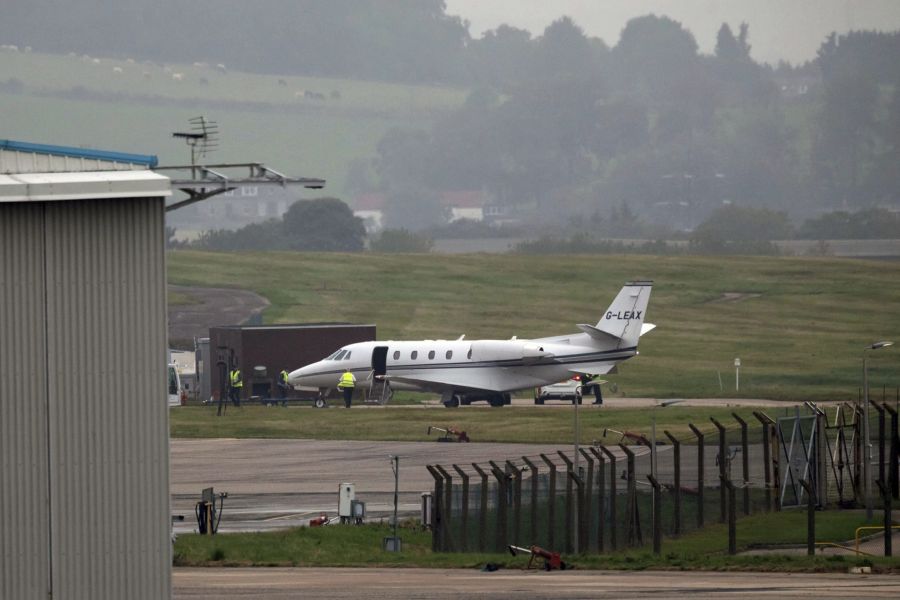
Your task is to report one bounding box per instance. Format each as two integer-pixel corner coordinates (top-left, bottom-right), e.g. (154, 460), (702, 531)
(390, 455), (399, 541)
(863, 341), (894, 520)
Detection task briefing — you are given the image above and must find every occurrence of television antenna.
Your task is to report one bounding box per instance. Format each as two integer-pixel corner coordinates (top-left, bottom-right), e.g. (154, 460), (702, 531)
(172, 116), (219, 177)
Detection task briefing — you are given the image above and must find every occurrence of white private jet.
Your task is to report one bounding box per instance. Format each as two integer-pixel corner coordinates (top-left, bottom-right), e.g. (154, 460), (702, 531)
(288, 281), (654, 407)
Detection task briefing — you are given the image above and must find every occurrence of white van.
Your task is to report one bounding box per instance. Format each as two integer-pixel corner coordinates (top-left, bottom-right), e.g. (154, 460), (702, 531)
(167, 363), (182, 407)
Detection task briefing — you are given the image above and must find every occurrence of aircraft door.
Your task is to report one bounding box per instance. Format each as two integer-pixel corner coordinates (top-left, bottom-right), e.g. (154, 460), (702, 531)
(371, 346), (389, 376)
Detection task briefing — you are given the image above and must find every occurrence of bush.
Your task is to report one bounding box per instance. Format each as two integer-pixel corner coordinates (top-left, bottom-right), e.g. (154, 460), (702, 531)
(798, 208), (900, 240)
(370, 228), (433, 253)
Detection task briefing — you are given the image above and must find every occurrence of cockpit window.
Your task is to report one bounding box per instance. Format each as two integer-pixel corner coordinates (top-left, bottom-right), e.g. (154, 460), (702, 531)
(334, 350), (348, 360)
(325, 350), (342, 360)
(344, 351), (352, 360)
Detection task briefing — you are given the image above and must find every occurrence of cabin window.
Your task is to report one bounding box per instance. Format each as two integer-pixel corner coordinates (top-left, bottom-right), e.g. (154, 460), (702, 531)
(334, 350), (347, 360)
(411, 351), (418, 360)
(393, 350), (400, 360)
(344, 352), (352, 360)
(467, 348), (472, 359)
(446, 350), (453, 359)
(428, 350), (435, 360)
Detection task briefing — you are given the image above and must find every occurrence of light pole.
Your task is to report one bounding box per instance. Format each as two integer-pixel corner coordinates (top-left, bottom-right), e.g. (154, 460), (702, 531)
(863, 341), (893, 519)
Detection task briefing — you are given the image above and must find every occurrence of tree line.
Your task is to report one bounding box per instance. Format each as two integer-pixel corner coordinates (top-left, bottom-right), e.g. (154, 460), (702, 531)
(363, 19), (900, 230)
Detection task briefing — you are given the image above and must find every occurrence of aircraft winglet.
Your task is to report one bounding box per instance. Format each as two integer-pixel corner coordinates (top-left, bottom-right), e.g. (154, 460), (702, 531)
(576, 323), (622, 342)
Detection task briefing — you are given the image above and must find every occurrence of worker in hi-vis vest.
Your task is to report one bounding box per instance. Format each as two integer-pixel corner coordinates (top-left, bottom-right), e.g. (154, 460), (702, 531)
(337, 368), (356, 408)
(229, 366), (242, 407)
(279, 369), (291, 406)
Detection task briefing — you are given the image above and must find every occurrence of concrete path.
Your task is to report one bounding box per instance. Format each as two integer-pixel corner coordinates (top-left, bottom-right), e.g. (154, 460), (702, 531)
(173, 567), (900, 599)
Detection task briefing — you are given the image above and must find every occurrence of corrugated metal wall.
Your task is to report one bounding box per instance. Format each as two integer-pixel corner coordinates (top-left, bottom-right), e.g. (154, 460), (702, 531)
(1, 198), (171, 599)
(1, 203), (52, 598)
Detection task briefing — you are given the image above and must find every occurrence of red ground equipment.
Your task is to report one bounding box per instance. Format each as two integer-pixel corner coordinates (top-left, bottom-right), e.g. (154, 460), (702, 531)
(601, 427), (654, 447)
(309, 512), (329, 527)
(426, 425), (470, 443)
(507, 544), (567, 571)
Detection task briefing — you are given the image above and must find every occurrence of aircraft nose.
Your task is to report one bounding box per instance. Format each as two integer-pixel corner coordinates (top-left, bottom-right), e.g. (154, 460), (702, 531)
(288, 366), (310, 386)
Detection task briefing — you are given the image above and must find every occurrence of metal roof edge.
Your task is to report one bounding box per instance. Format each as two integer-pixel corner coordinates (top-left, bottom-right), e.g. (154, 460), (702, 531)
(0, 139), (158, 167)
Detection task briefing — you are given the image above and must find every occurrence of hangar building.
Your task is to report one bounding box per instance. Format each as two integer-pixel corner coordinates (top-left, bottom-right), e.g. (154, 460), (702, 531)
(1, 140), (173, 599)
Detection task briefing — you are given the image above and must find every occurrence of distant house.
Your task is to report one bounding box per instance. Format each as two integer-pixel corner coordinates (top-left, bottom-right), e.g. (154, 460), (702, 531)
(168, 185), (296, 238)
(352, 190), (489, 233)
(353, 193), (387, 234)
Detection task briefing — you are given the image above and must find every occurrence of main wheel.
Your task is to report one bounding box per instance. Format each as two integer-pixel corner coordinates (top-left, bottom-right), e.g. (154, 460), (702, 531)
(443, 395), (460, 408)
(489, 395), (504, 407)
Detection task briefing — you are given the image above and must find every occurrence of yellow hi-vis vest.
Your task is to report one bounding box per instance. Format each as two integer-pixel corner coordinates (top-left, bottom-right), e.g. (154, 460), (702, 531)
(338, 371), (355, 389)
(280, 370), (289, 384)
(230, 369), (242, 387)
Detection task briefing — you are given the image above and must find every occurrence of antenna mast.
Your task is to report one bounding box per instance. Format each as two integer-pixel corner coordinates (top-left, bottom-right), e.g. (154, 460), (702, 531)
(172, 116), (219, 178)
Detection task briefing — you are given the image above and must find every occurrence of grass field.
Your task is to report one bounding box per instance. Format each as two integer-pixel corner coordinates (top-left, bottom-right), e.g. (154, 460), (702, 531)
(173, 511), (898, 572)
(0, 50), (467, 192)
(168, 251), (900, 401)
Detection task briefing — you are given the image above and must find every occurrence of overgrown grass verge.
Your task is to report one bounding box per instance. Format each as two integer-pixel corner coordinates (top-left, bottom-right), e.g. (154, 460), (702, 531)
(173, 512), (900, 572)
(169, 405), (765, 443)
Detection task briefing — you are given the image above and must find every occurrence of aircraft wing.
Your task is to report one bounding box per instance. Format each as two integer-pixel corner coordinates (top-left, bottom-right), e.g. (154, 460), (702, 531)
(383, 368), (549, 393)
(566, 363), (619, 377)
(382, 371), (497, 392)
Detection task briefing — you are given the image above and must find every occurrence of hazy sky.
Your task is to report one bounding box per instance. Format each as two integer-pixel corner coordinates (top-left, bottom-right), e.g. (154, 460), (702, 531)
(445, 0), (900, 65)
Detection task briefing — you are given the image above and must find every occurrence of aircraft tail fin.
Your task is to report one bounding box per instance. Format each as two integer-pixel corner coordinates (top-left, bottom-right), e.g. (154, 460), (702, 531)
(592, 281), (653, 347)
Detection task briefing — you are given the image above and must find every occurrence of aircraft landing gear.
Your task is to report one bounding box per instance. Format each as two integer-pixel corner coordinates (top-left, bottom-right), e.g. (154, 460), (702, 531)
(442, 391), (461, 408)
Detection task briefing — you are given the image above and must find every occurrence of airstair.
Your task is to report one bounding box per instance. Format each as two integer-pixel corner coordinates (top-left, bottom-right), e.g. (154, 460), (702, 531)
(366, 373), (392, 405)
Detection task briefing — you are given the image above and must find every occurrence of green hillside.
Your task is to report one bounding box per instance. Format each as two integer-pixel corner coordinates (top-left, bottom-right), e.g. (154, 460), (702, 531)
(167, 251), (900, 401)
(0, 50), (468, 192)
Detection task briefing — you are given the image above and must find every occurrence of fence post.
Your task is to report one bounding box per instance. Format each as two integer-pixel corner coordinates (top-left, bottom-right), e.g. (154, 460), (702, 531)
(688, 423), (705, 528)
(870, 400), (886, 495)
(435, 465), (454, 552)
(540, 454), (557, 551)
(589, 447), (606, 552)
(426, 465), (444, 552)
(521, 456), (539, 544)
(754, 412), (775, 512)
(722, 476), (737, 555)
(579, 448), (595, 551)
(568, 469), (586, 554)
(884, 403), (899, 500)
(799, 479), (815, 556)
(710, 417), (728, 524)
(815, 405), (828, 508)
(557, 451), (575, 553)
(578, 448), (594, 552)
(489, 463), (508, 552)
(471, 463), (489, 553)
(598, 445), (618, 551)
(619, 444), (642, 547)
(506, 460), (522, 546)
(663, 430), (681, 536)
(877, 480), (892, 557)
(452, 465), (469, 552)
(647, 474), (662, 555)
(732, 413), (751, 515)
(854, 404), (864, 503)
